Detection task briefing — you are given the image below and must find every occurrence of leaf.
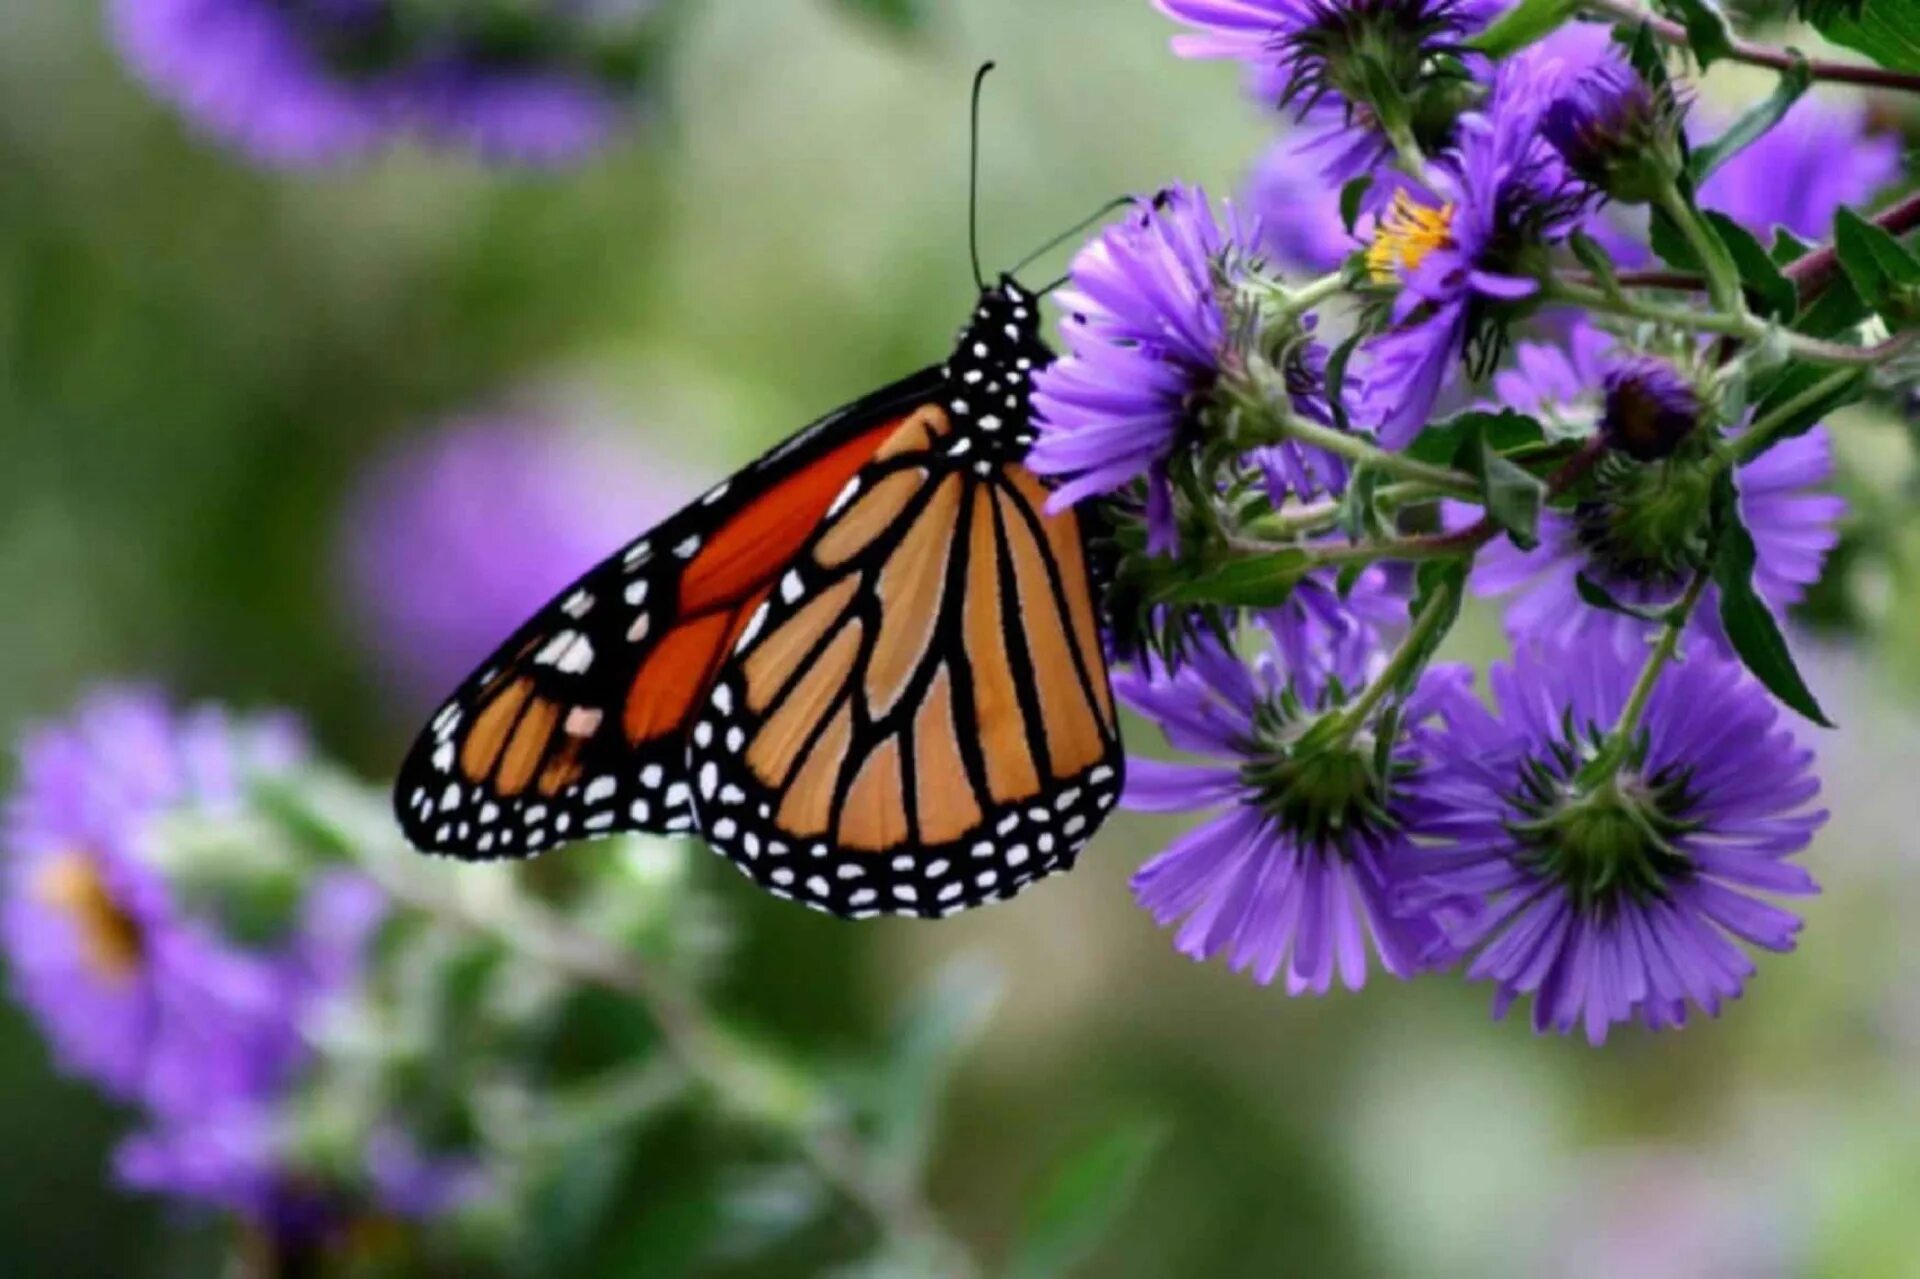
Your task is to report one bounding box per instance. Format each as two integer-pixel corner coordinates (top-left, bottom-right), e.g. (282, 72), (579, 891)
(1004, 1121), (1166, 1279)
(1806, 0), (1920, 72)
(1658, 0), (1736, 66)
(1771, 228), (1817, 266)
(1689, 55), (1811, 181)
(1471, 430), (1546, 551)
(1404, 409), (1545, 466)
(1746, 361), (1869, 458)
(1337, 463), (1387, 542)
(1832, 205), (1920, 320)
(834, 0), (935, 30)
(1469, 0), (1580, 56)
(1398, 559), (1469, 693)
(1339, 177), (1373, 236)
(1650, 209), (1796, 317)
(1323, 331), (1365, 434)
(1155, 548), (1312, 607)
(1711, 472), (1834, 726)
(1574, 572), (1671, 623)
(1570, 229), (1622, 297)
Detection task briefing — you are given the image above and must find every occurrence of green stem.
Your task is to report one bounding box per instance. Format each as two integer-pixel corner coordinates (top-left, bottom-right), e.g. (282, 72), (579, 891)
(1545, 278), (1762, 339)
(1655, 181), (1744, 318)
(1280, 269), (1348, 317)
(1332, 576), (1458, 744)
(1241, 480), (1439, 540)
(1382, 118), (1430, 179)
(1230, 373), (1480, 496)
(1722, 366), (1866, 467)
(1589, 570), (1711, 779)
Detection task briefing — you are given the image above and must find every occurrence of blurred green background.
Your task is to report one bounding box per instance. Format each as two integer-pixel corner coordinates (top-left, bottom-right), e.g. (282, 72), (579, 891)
(4, 2), (1920, 1276)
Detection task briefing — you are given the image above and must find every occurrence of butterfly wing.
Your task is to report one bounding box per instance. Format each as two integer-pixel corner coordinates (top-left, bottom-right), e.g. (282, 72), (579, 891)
(687, 405), (1124, 918)
(393, 369), (944, 859)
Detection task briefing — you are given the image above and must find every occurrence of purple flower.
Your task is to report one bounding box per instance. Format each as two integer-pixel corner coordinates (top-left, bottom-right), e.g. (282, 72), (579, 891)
(2, 689), (308, 1117)
(1158, 0), (1502, 180)
(1117, 629), (1466, 994)
(1030, 186), (1259, 555)
(1402, 644), (1825, 1043)
(1601, 355), (1700, 461)
(1360, 54), (1592, 446)
(1540, 52), (1685, 205)
(1244, 129), (1357, 273)
(1484, 318), (1612, 435)
(111, 0), (649, 167)
(339, 409), (695, 703)
(1699, 94), (1901, 242)
(1263, 564), (1406, 682)
(1470, 416), (1843, 660)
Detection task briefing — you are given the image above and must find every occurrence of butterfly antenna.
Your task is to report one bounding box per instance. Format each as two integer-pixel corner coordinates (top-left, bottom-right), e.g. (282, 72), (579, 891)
(1009, 195), (1134, 280)
(969, 61), (995, 292)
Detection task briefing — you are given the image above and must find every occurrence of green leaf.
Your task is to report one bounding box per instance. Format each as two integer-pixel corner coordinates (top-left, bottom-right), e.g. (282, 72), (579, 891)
(1711, 472), (1834, 726)
(1323, 331), (1365, 434)
(1746, 361), (1869, 458)
(1468, 0), (1580, 56)
(834, 0), (935, 30)
(1339, 177), (1373, 236)
(1771, 228), (1817, 266)
(1806, 0), (1920, 72)
(1570, 229), (1622, 297)
(1689, 55), (1811, 181)
(1404, 409), (1545, 466)
(1471, 430), (1546, 551)
(1155, 548), (1312, 607)
(1337, 463), (1387, 542)
(1399, 558), (1469, 692)
(1833, 205), (1920, 320)
(1574, 572), (1671, 623)
(1658, 0), (1736, 66)
(1005, 1121), (1166, 1279)
(1650, 209), (1796, 317)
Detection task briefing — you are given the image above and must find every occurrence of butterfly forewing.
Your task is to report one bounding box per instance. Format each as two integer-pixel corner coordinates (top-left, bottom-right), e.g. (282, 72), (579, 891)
(393, 371), (943, 859)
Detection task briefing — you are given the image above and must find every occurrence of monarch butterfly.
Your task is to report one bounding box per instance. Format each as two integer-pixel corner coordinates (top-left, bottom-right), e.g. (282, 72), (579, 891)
(392, 71), (1125, 919)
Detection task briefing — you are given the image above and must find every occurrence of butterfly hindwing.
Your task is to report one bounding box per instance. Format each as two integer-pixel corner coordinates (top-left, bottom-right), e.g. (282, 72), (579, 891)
(393, 370), (944, 860)
(686, 287), (1125, 918)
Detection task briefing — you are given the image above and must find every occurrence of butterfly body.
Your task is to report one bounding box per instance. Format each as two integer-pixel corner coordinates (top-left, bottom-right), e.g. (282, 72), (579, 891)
(394, 277), (1123, 918)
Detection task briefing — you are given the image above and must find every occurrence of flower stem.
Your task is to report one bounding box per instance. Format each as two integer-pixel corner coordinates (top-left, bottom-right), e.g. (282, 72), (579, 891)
(1581, 0), (1920, 93)
(1723, 365), (1868, 467)
(1543, 278), (1761, 339)
(1654, 181), (1745, 319)
(1590, 570), (1711, 778)
(1332, 575), (1458, 744)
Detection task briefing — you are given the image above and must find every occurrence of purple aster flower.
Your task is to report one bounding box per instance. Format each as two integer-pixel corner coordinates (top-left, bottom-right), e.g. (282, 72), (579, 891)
(1699, 94), (1901, 243)
(1360, 53), (1593, 447)
(1243, 128), (1360, 273)
(1540, 52), (1685, 205)
(1117, 627), (1469, 994)
(339, 408), (695, 704)
(1030, 186), (1260, 555)
(1601, 355), (1700, 462)
(111, 0), (650, 167)
(1158, 0), (1502, 181)
(1262, 564), (1406, 682)
(1469, 409), (1843, 660)
(1401, 643), (1825, 1043)
(2, 688), (308, 1117)
(1483, 318), (1612, 437)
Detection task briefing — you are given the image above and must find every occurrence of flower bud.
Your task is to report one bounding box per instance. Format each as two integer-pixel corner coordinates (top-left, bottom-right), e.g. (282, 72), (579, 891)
(1541, 60), (1686, 206)
(1601, 356), (1702, 462)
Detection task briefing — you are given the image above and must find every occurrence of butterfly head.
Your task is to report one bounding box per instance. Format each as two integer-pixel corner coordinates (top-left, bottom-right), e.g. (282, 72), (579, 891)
(944, 276), (1053, 449)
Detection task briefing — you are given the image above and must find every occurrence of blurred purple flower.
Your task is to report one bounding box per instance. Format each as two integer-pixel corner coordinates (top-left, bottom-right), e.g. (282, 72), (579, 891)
(1117, 631), (1468, 994)
(1243, 130), (1355, 273)
(111, 0), (648, 167)
(2, 688), (307, 1117)
(1031, 186), (1258, 555)
(1262, 563), (1405, 682)
(1470, 424), (1843, 661)
(1483, 319), (1613, 435)
(339, 411), (694, 703)
(1699, 95), (1901, 242)
(1402, 644), (1824, 1044)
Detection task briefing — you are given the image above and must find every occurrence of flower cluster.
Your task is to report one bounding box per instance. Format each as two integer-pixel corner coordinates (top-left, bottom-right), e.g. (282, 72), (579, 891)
(3, 689), (476, 1239)
(1019, 0), (1908, 1044)
(112, 0), (665, 165)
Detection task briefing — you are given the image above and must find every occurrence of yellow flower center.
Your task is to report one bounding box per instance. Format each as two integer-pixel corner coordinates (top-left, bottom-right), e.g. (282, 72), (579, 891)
(35, 851), (144, 983)
(1365, 192), (1456, 283)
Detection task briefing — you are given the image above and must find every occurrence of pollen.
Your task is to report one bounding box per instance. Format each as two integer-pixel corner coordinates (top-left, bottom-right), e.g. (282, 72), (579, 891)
(35, 851), (144, 983)
(1365, 192), (1456, 283)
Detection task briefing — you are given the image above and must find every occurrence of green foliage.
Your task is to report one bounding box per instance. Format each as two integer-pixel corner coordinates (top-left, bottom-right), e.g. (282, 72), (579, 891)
(1711, 472), (1835, 725)
(1005, 1121), (1167, 1279)
(1468, 0), (1582, 57)
(1833, 206), (1920, 324)
(832, 0), (937, 31)
(1804, 0), (1920, 71)
(1651, 207), (1797, 317)
(1658, 0), (1738, 67)
(1689, 55), (1811, 181)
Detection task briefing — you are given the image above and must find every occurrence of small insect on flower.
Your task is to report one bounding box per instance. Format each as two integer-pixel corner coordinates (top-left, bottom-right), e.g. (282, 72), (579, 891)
(1400, 645), (1826, 1044)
